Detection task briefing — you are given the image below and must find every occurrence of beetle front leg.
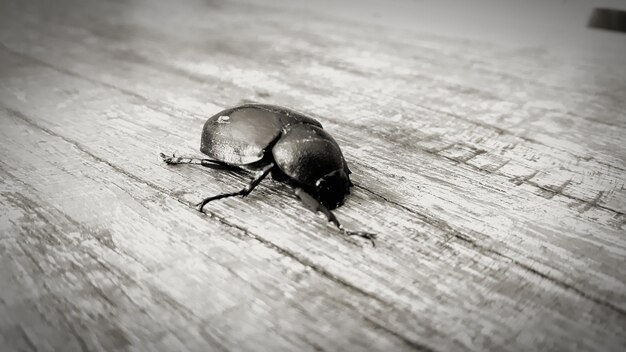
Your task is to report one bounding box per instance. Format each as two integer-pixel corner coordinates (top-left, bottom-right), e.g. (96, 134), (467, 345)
(294, 188), (376, 246)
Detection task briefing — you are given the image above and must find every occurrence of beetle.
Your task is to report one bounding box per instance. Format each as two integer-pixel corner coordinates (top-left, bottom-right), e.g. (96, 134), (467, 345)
(160, 103), (376, 245)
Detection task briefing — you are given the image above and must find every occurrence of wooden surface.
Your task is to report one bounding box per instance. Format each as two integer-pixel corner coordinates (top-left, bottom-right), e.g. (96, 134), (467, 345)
(1, 0), (625, 351)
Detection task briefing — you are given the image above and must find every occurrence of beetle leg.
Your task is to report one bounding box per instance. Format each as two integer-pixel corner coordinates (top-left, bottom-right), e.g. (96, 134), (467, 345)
(160, 152), (231, 169)
(294, 188), (376, 247)
(196, 163), (274, 212)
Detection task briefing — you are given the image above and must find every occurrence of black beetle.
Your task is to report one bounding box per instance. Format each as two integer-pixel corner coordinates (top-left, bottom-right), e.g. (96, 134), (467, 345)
(160, 103), (376, 245)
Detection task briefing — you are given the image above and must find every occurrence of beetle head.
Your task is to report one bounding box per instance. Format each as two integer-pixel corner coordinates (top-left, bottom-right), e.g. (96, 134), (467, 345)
(315, 169), (350, 210)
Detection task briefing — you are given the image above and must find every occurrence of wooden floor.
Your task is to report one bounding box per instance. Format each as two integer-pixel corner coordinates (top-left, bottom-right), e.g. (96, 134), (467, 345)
(1, 0), (625, 351)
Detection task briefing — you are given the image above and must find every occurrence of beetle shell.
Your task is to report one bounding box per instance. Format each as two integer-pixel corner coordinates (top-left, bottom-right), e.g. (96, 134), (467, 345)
(200, 104), (322, 165)
(200, 103), (352, 209)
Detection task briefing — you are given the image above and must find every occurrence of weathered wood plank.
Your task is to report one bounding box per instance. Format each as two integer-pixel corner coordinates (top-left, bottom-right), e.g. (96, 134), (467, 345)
(1, 0), (624, 308)
(1, 29), (626, 352)
(3, 0), (624, 216)
(0, 111), (420, 352)
(1, 0), (625, 351)
(2, 55), (625, 351)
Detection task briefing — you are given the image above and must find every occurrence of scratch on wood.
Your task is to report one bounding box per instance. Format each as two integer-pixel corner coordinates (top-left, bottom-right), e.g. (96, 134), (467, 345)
(362, 316), (437, 352)
(357, 185), (626, 318)
(485, 159), (510, 173)
(459, 147), (487, 163)
(509, 170), (539, 186)
(531, 179), (572, 199)
(63, 315), (90, 352)
(578, 191), (605, 214)
(19, 325), (38, 352)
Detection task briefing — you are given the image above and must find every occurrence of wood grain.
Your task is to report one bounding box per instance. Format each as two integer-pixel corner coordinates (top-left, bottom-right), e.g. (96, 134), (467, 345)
(1, 0), (625, 351)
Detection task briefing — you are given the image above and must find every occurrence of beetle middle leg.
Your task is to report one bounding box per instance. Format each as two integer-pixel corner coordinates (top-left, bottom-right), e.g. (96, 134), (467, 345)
(196, 163), (275, 212)
(294, 188), (376, 246)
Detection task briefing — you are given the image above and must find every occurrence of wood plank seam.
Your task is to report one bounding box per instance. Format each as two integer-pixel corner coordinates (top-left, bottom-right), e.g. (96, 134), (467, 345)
(17, 326), (38, 352)
(510, 171), (540, 186)
(363, 130), (622, 218)
(361, 315), (437, 352)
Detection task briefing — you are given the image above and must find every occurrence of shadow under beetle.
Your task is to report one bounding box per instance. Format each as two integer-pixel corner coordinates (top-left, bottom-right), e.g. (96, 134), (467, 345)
(160, 103), (377, 246)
